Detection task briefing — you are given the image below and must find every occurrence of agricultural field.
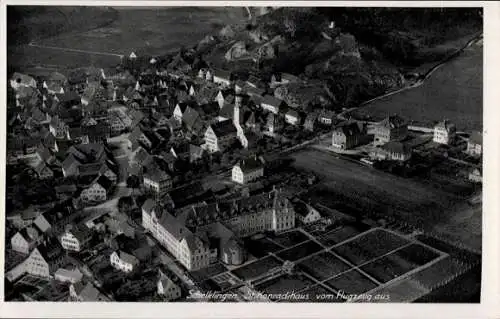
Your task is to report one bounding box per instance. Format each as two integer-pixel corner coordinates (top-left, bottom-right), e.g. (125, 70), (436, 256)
(276, 241), (324, 262)
(324, 269), (379, 295)
(317, 225), (365, 247)
(291, 149), (480, 250)
(268, 230), (310, 248)
(231, 256), (282, 281)
(255, 273), (316, 297)
(332, 229), (412, 266)
(298, 252), (351, 281)
(244, 237), (284, 258)
(351, 40), (482, 132)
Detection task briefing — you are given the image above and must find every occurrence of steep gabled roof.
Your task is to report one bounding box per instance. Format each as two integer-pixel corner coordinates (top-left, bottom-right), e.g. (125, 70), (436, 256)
(379, 115), (407, 129)
(210, 120), (237, 137)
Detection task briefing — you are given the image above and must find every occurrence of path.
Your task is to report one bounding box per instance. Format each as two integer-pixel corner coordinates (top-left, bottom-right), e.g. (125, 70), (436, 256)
(28, 42), (124, 59)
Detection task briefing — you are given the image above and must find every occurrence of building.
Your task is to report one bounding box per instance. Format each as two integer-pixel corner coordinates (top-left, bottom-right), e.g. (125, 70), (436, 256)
(221, 238), (247, 266)
(332, 122), (363, 150)
(433, 120), (456, 145)
(371, 141), (412, 162)
(157, 270), (182, 300)
(232, 157), (264, 184)
(60, 224), (92, 252)
(265, 113), (284, 134)
(466, 131), (483, 156)
(373, 115), (408, 146)
(212, 69), (232, 86)
(22, 240), (65, 279)
(11, 226), (43, 254)
(80, 176), (113, 204)
(70, 282), (110, 301)
(317, 110), (335, 126)
(55, 267), (84, 284)
(261, 95), (283, 114)
(204, 120), (237, 153)
(293, 201), (322, 224)
(142, 202), (211, 271)
(110, 250), (140, 273)
(469, 167), (482, 183)
(143, 168), (172, 197)
(285, 110), (300, 126)
(10, 72), (37, 91)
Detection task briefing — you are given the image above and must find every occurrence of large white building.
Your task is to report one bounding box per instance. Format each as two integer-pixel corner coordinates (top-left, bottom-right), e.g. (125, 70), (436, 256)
(433, 120), (456, 145)
(231, 157), (264, 184)
(142, 200), (211, 271)
(60, 225), (91, 252)
(204, 120), (237, 153)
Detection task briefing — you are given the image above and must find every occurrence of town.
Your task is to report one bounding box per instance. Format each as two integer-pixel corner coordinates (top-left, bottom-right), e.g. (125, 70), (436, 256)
(5, 7), (482, 303)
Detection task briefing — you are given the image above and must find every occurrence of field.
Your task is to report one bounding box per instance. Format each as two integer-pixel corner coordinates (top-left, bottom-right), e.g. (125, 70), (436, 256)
(324, 269), (378, 295)
(317, 225), (365, 247)
(332, 229), (412, 266)
(255, 274), (316, 297)
(268, 230), (310, 248)
(276, 241), (324, 262)
(298, 252), (351, 281)
(244, 237), (284, 258)
(351, 41), (482, 132)
(9, 7), (247, 69)
(231, 256), (282, 281)
(190, 262), (228, 283)
(291, 149), (480, 250)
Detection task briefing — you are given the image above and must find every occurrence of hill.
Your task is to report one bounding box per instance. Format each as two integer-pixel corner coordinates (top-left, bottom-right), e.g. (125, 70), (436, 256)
(7, 6), (118, 46)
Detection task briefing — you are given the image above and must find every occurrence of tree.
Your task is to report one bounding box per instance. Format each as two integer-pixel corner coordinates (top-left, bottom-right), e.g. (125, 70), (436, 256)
(126, 175), (140, 194)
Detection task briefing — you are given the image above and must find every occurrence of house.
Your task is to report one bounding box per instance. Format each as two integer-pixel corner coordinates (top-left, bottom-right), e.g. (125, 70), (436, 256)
(261, 95), (283, 114)
(70, 281), (110, 301)
(212, 69), (232, 86)
(371, 141), (412, 162)
(304, 112), (318, 131)
(157, 270), (182, 300)
(293, 201), (322, 224)
(55, 184), (77, 200)
(189, 144), (204, 163)
(170, 143), (191, 161)
(60, 224), (92, 252)
(110, 250), (140, 273)
(55, 267), (83, 284)
(433, 120), (456, 145)
(317, 110), (336, 126)
(33, 161), (54, 180)
(33, 214), (52, 235)
(246, 75), (260, 88)
(127, 127), (153, 151)
(204, 120), (238, 153)
(469, 167), (482, 183)
(232, 156), (264, 184)
(270, 72), (300, 88)
(143, 168), (172, 197)
(22, 239), (65, 278)
(10, 72), (37, 91)
(49, 116), (69, 139)
(332, 122), (363, 150)
(7, 206), (42, 230)
(221, 238), (247, 266)
(466, 131), (483, 156)
(373, 115), (408, 146)
(80, 175), (113, 204)
(285, 110), (300, 126)
(173, 102), (190, 122)
(11, 226), (43, 254)
(265, 113), (284, 134)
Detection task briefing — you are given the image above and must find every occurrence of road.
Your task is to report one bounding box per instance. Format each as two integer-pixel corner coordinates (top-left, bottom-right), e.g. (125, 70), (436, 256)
(28, 42), (124, 58)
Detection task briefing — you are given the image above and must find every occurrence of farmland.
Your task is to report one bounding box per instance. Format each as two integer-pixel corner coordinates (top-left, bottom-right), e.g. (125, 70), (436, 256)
(8, 7), (248, 69)
(351, 40), (482, 132)
(231, 256), (282, 281)
(291, 149), (481, 251)
(298, 252), (351, 281)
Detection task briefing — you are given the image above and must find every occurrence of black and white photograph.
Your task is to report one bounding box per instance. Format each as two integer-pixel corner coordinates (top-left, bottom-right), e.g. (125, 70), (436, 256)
(2, 1), (492, 312)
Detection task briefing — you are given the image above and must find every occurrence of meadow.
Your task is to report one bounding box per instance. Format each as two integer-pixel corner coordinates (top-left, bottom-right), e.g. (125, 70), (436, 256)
(352, 41), (483, 132)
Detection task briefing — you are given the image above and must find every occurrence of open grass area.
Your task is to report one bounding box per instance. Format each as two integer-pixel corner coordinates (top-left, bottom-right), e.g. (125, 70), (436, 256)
(332, 229), (411, 266)
(231, 256), (282, 281)
(352, 41), (482, 132)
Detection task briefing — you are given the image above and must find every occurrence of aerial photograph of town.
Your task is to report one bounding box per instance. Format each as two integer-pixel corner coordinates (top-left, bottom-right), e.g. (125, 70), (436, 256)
(4, 6), (483, 303)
